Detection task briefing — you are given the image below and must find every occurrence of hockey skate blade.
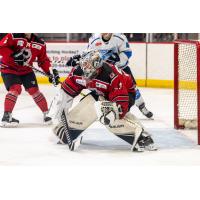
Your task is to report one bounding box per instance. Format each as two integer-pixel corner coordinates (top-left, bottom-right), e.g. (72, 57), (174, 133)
(133, 144), (158, 152)
(132, 144), (145, 152)
(0, 121), (19, 128)
(44, 120), (53, 125)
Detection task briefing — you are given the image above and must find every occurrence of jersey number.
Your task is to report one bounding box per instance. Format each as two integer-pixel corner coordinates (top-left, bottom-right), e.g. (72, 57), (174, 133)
(23, 48), (32, 66)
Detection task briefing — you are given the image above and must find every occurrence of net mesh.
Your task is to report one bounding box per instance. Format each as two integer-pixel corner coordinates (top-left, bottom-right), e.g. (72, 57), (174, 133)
(178, 43), (197, 128)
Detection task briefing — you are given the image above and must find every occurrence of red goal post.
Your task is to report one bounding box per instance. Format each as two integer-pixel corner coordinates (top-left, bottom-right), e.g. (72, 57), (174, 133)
(174, 40), (200, 144)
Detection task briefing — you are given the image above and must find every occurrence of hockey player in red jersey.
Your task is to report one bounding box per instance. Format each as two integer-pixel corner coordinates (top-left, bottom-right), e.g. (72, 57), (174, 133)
(52, 50), (156, 152)
(0, 33), (60, 127)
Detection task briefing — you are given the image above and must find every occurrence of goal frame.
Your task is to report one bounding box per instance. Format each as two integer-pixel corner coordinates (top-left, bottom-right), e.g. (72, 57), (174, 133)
(174, 40), (200, 145)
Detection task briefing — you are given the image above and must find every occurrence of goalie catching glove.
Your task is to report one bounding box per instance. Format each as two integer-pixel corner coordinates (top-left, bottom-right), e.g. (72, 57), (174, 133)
(48, 69), (60, 86)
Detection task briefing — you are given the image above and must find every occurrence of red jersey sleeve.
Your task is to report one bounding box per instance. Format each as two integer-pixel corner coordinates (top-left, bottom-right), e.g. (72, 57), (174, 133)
(108, 74), (129, 118)
(0, 34), (14, 59)
(61, 68), (85, 98)
(37, 43), (51, 73)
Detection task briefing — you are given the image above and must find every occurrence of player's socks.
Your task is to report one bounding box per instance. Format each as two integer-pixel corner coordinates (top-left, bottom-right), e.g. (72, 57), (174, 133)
(4, 92), (18, 113)
(32, 91), (48, 112)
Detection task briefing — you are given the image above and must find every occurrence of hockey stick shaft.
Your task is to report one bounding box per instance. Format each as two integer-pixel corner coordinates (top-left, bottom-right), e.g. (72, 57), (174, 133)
(26, 64), (62, 87)
(61, 109), (74, 150)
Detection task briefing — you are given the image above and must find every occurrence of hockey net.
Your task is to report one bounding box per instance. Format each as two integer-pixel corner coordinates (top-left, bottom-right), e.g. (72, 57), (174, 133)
(174, 40), (200, 144)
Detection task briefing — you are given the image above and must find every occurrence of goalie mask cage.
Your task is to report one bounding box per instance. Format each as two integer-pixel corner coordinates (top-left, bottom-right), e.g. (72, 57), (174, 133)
(174, 40), (200, 145)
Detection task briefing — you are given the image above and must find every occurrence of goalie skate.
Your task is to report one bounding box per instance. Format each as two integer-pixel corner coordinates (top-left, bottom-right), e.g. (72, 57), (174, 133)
(132, 131), (157, 152)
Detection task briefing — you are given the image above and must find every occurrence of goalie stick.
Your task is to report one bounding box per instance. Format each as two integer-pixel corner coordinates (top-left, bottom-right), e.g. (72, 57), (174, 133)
(60, 109), (76, 151)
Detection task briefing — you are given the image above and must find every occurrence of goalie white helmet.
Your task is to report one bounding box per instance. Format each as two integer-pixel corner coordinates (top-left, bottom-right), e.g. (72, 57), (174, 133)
(80, 50), (103, 79)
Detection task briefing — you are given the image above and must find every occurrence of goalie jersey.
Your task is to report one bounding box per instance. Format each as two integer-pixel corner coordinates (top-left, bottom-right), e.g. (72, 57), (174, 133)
(61, 62), (136, 118)
(87, 33), (132, 69)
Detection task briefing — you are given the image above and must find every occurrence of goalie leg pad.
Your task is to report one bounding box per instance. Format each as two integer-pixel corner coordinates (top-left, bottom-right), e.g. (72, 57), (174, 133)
(105, 112), (147, 151)
(52, 122), (83, 145)
(53, 94), (98, 150)
(53, 123), (67, 144)
(67, 94), (98, 130)
(48, 89), (73, 120)
(106, 112), (143, 136)
(117, 134), (135, 145)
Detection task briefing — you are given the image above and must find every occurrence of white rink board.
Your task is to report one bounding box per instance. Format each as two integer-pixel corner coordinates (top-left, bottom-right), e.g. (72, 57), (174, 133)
(147, 43), (174, 80)
(45, 42), (148, 79)
(45, 42), (174, 82)
(46, 43), (87, 76)
(129, 43), (146, 79)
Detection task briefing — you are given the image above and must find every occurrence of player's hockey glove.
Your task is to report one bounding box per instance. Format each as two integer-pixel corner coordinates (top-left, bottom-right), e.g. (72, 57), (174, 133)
(48, 69), (60, 86)
(66, 54), (81, 67)
(106, 53), (120, 64)
(12, 49), (25, 66)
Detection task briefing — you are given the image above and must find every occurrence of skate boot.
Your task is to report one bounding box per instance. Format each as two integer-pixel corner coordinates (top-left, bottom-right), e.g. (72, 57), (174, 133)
(44, 112), (52, 125)
(1, 112), (19, 127)
(132, 131), (157, 152)
(138, 103), (153, 119)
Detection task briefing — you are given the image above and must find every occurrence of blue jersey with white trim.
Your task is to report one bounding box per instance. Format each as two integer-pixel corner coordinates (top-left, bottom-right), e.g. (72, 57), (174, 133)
(87, 33), (132, 69)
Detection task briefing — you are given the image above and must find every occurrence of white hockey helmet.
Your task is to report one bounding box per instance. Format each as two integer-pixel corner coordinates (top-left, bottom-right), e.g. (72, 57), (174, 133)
(80, 50), (103, 79)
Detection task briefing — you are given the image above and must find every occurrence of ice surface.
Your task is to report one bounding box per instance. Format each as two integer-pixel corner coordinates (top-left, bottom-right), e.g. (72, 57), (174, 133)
(0, 84), (199, 165)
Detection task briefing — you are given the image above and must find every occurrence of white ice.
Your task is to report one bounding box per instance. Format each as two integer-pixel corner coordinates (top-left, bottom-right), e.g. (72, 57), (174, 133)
(0, 84), (199, 166)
